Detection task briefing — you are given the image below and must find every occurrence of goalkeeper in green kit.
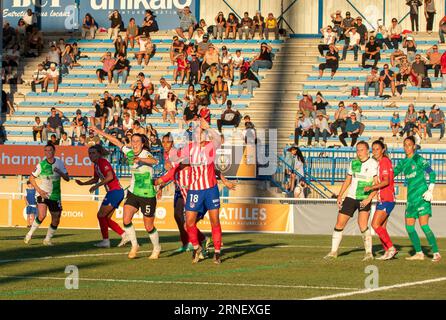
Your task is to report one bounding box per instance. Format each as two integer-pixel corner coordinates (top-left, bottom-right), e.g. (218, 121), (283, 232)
(394, 136), (441, 262)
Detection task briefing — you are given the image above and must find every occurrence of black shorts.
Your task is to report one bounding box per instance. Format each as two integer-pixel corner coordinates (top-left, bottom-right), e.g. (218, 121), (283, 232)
(339, 197), (372, 217)
(125, 191), (157, 217)
(96, 69), (109, 78)
(37, 196), (63, 213)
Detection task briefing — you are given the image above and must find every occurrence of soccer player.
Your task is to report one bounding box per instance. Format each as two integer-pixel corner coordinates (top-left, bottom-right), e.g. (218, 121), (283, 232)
(25, 143), (70, 245)
(363, 140), (398, 260)
(325, 141), (378, 261)
(75, 145), (129, 248)
(92, 127), (160, 259)
(394, 136), (441, 262)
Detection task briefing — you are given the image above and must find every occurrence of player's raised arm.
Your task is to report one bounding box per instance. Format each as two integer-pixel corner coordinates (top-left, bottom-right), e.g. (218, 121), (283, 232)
(91, 126), (124, 149)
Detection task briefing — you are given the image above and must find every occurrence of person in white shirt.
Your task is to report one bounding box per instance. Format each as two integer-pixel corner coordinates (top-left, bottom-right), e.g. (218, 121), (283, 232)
(233, 50), (245, 70)
(193, 27), (205, 43)
(43, 63), (59, 92)
(341, 26), (360, 61)
(59, 132), (72, 146)
(318, 26), (337, 57)
(122, 112), (134, 132)
(314, 112), (330, 146)
(31, 63), (48, 92)
(22, 9), (37, 32)
(154, 78), (171, 109)
(295, 113), (314, 146)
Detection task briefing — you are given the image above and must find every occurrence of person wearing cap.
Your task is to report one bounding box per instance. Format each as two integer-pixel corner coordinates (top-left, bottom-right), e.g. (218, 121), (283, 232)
(132, 72), (153, 91)
(314, 112), (330, 146)
(239, 12), (253, 40)
(298, 92), (314, 118)
(170, 36), (185, 65)
(264, 12), (279, 40)
(330, 101), (348, 136)
(252, 11), (265, 40)
(425, 45), (441, 79)
(339, 112), (361, 147)
(318, 25), (337, 57)
(43, 63), (60, 93)
(225, 12), (239, 39)
(364, 67), (380, 96)
(362, 36), (381, 68)
(342, 12), (355, 32)
(31, 63), (48, 92)
(141, 9), (159, 36)
(406, 0), (422, 33)
(295, 112), (314, 146)
(106, 112), (124, 138)
(389, 18), (402, 50)
(403, 34), (417, 63)
(193, 27), (206, 43)
(354, 17), (368, 45)
(42, 107), (63, 141)
(69, 109), (87, 141)
(213, 12), (226, 40)
(135, 32), (154, 66)
(196, 33), (210, 57)
(342, 26), (360, 61)
(390, 112), (401, 137)
(97, 52), (115, 84)
(217, 100), (241, 132)
(176, 6), (197, 40)
(375, 21), (393, 50)
(330, 10), (344, 39)
(427, 105), (445, 140)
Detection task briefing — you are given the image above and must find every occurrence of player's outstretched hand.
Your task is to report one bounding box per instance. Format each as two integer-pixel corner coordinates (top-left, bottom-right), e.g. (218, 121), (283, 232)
(89, 185), (98, 194)
(75, 179), (84, 186)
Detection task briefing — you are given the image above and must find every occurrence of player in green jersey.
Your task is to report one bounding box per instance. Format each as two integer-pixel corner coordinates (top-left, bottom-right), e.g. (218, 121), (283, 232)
(394, 136), (441, 262)
(25, 143), (70, 245)
(93, 127), (160, 260)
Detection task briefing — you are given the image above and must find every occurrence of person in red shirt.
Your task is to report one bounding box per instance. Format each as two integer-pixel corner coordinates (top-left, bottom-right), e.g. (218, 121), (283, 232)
(174, 52), (188, 84)
(363, 140), (397, 260)
(75, 145), (128, 248)
(199, 104), (211, 124)
(441, 51), (446, 89)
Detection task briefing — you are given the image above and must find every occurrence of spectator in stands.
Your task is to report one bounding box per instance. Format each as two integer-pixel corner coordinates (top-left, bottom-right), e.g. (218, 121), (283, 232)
(390, 112), (401, 137)
(354, 17), (368, 46)
(32, 116), (44, 142)
(193, 27), (205, 43)
(196, 34), (210, 58)
(318, 26), (337, 57)
(43, 63), (59, 93)
(427, 105), (445, 140)
(196, 82), (211, 106)
(141, 10), (159, 36)
(399, 104), (418, 137)
(222, 64), (234, 94)
(205, 64), (220, 85)
(106, 112), (124, 139)
(77, 134), (87, 146)
(417, 109), (428, 141)
(411, 54), (426, 87)
(170, 36), (185, 64)
(313, 92), (328, 115)
(314, 112), (330, 146)
(439, 15), (446, 43)
(1, 90), (15, 121)
(364, 67), (380, 96)
(201, 44), (220, 73)
(132, 72), (153, 93)
(60, 44), (76, 75)
(212, 76), (229, 104)
(188, 54), (201, 85)
(183, 100), (199, 125)
(126, 18), (139, 49)
(42, 107), (63, 141)
(113, 34), (127, 58)
(217, 100), (241, 132)
(146, 124), (158, 139)
(339, 112), (361, 147)
(295, 113), (314, 146)
(135, 33), (154, 66)
(252, 11), (265, 40)
(388, 18), (402, 49)
(22, 9), (37, 33)
(341, 26), (360, 61)
(69, 109), (87, 140)
(50, 134), (59, 145)
(3, 22), (16, 50)
(199, 104), (211, 124)
(163, 92), (178, 123)
(173, 52), (188, 85)
(331, 10), (344, 39)
(96, 52), (115, 84)
(225, 13), (239, 39)
(285, 146), (306, 196)
(318, 44), (339, 79)
(27, 26), (43, 57)
(93, 99), (109, 130)
(403, 35), (417, 63)
(154, 78), (172, 109)
(59, 132), (72, 146)
(330, 101), (348, 136)
(81, 13), (97, 39)
(425, 0), (436, 34)
(251, 42), (273, 74)
(390, 49), (406, 67)
(213, 12), (226, 40)
(395, 56), (412, 93)
(233, 50), (245, 70)
(112, 54), (129, 84)
(221, 46), (233, 67)
(3, 44), (21, 80)
(362, 36), (380, 68)
(176, 6), (197, 40)
(265, 13), (279, 40)
(122, 112), (134, 132)
(239, 12), (253, 40)
(425, 45), (441, 79)
(132, 121), (145, 135)
(31, 63), (47, 92)
(406, 0), (422, 33)
(299, 92), (314, 118)
(239, 65), (260, 95)
(86, 129), (101, 146)
(375, 21), (393, 50)
(46, 44), (61, 67)
(379, 64), (396, 96)
(108, 10), (123, 40)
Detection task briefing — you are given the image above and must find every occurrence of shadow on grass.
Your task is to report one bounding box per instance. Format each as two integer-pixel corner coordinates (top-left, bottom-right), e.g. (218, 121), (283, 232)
(338, 244), (433, 258)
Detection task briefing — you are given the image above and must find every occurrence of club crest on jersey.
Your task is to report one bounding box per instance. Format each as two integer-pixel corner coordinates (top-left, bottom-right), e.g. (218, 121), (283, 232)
(189, 203), (195, 208)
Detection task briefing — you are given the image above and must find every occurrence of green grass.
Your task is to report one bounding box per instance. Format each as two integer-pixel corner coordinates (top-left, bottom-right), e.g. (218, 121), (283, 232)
(0, 227), (446, 300)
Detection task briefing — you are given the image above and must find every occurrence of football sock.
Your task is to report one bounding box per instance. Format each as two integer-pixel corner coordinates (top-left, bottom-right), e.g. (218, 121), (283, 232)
(124, 223), (138, 247)
(186, 224), (199, 248)
(197, 228), (206, 243)
(27, 216), (42, 237)
(406, 224), (422, 253)
(361, 227), (372, 254)
(421, 224), (439, 254)
(331, 228), (343, 253)
(107, 218), (124, 236)
(374, 226), (393, 251)
(148, 227), (160, 250)
(211, 225), (222, 253)
(45, 224), (58, 241)
(98, 217), (109, 239)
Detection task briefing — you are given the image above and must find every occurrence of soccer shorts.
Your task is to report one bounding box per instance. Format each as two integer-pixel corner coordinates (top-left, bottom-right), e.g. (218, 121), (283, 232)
(125, 192), (157, 217)
(405, 200), (432, 219)
(176, 189), (206, 219)
(339, 197), (372, 217)
(185, 185), (220, 213)
(102, 189), (125, 209)
(376, 202), (396, 216)
(26, 206), (37, 216)
(37, 196), (62, 213)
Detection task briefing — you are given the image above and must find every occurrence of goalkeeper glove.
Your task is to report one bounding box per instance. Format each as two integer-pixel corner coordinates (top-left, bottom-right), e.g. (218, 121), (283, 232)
(422, 184), (435, 202)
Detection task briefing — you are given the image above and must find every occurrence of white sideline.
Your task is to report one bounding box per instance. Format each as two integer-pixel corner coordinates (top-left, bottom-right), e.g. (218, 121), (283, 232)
(306, 276), (446, 300)
(0, 275), (359, 291)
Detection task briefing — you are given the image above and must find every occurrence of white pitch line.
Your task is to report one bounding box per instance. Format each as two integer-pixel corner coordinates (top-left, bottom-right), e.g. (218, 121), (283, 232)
(306, 276), (446, 300)
(0, 275), (359, 291)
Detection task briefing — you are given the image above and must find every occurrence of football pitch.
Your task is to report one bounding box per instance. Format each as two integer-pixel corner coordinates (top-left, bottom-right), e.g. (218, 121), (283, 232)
(0, 227), (445, 300)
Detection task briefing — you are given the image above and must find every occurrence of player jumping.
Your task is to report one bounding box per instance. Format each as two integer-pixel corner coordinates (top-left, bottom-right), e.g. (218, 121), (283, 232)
(75, 145), (129, 248)
(25, 143), (70, 245)
(394, 136), (441, 262)
(325, 141), (378, 261)
(93, 127), (160, 260)
(364, 140), (398, 260)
